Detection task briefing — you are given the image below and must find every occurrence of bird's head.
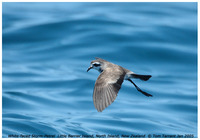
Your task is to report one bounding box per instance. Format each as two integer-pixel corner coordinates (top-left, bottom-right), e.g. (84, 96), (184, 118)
(87, 57), (107, 73)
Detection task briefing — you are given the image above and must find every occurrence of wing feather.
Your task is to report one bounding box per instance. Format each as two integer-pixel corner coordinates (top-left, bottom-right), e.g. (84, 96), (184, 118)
(106, 87), (112, 106)
(93, 67), (125, 112)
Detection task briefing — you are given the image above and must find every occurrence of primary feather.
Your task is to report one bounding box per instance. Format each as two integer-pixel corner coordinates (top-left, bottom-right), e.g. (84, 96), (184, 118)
(93, 65), (125, 112)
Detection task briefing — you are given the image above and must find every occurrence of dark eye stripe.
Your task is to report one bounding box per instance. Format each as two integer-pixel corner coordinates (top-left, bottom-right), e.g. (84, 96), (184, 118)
(93, 63), (100, 67)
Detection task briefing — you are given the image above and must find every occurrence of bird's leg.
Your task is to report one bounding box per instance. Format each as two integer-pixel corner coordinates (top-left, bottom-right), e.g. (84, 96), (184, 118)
(128, 79), (152, 97)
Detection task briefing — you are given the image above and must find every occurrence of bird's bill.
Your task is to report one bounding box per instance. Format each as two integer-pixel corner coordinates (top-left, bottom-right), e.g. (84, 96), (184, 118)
(87, 66), (93, 72)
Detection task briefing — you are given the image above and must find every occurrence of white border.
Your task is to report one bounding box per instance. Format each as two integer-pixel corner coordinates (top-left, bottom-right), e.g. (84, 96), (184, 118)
(1, 0), (199, 2)
(197, 1), (199, 139)
(0, 1), (2, 139)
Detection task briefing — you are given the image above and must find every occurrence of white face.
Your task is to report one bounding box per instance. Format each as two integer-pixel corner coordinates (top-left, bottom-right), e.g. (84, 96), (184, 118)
(91, 62), (102, 71)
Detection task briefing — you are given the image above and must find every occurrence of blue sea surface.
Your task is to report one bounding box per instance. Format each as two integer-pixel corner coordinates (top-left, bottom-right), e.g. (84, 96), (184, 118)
(2, 2), (197, 138)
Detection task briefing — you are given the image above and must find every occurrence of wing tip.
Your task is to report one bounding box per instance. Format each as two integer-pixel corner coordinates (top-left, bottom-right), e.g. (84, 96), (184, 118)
(97, 109), (103, 112)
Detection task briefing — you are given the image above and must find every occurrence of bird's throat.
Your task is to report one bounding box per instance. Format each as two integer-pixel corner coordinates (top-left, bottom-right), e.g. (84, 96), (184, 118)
(98, 68), (103, 73)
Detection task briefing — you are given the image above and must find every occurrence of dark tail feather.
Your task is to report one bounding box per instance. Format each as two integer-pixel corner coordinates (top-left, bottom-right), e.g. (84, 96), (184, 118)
(131, 74), (152, 81)
(128, 79), (152, 97)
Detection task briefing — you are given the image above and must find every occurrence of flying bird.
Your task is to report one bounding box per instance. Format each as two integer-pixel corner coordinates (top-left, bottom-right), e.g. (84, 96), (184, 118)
(87, 57), (152, 112)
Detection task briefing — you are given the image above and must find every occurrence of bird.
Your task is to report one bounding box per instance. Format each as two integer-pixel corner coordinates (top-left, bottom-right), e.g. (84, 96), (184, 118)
(87, 57), (152, 112)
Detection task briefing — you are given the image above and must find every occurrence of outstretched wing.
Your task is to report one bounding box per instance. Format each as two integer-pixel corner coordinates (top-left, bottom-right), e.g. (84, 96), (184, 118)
(93, 68), (125, 112)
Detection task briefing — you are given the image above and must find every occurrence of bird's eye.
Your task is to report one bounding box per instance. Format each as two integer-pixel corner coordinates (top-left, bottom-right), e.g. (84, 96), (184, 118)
(93, 63), (100, 67)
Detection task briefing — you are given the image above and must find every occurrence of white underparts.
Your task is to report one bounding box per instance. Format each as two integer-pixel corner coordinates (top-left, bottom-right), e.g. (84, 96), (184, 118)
(124, 72), (134, 80)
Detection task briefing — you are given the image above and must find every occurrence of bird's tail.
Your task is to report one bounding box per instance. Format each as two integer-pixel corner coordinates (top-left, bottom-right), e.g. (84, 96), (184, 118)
(131, 74), (152, 81)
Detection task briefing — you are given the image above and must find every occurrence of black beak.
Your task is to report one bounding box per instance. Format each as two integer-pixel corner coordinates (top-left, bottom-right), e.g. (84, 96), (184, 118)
(87, 67), (93, 72)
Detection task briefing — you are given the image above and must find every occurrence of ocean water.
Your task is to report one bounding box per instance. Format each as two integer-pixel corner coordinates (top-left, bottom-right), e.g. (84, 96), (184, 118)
(2, 2), (197, 138)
